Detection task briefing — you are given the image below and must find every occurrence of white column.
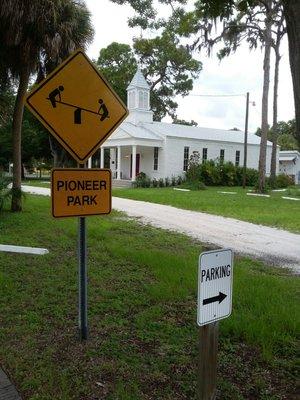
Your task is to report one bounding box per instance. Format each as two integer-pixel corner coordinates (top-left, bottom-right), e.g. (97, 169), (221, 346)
(100, 147), (104, 168)
(88, 157), (92, 168)
(132, 145), (137, 181)
(117, 146), (121, 180)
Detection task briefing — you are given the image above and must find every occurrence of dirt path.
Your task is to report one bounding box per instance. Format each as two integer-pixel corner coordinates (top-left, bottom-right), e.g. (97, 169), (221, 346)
(22, 185), (300, 272)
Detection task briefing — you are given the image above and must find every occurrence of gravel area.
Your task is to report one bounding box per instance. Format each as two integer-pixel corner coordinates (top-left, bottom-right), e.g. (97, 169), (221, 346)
(22, 185), (300, 272)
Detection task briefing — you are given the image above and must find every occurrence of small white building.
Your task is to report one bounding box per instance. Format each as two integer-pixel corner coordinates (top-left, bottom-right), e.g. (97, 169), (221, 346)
(279, 150), (300, 184)
(100, 68), (276, 182)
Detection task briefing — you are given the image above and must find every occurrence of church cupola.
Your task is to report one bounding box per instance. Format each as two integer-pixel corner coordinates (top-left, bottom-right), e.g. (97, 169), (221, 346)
(126, 67), (153, 124)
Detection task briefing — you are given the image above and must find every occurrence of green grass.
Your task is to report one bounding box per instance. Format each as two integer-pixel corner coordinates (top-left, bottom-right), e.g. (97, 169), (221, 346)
(112, 186), (300, 232)
(22, 178), (50, 187)
(0, 195), (298, 399)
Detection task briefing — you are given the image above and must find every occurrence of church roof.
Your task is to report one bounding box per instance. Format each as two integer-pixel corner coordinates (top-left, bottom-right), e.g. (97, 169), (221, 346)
(127, 67), (150, 90)
(106, 120), (273, 146)
(142, 122), (273, 146)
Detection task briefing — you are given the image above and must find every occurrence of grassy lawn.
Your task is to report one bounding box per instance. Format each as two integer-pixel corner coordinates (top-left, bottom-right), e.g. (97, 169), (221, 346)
(0, 195), (298, 399)
(22, 178), (50, 187)
(113, 186), (300, 233)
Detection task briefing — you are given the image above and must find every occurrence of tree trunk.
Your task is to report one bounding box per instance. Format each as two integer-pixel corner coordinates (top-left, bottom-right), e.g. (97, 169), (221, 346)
(284, 0), (300, 147)
(11, 66), (30, 211)
(270, 47), (281, 182)
(49, 136), (68, 167)
(258, 11), (272, 192)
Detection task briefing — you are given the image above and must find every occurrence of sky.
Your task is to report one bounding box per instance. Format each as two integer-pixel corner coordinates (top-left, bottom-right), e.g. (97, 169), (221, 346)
(85, 0), (295, 133)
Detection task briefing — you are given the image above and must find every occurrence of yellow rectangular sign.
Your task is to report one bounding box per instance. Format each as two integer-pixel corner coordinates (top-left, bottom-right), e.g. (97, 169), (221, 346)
(51, 169), (111, 218)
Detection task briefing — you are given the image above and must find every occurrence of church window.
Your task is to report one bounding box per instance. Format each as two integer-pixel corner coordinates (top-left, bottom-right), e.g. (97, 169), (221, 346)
(129, 91), (136, 109)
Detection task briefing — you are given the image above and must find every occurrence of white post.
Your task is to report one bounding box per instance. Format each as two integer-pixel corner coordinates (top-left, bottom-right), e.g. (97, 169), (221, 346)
(88, 157), (92, 169)
(117, 146), (121, 180)
(132, 145), (137, 182)
(100, 147), (104, 168)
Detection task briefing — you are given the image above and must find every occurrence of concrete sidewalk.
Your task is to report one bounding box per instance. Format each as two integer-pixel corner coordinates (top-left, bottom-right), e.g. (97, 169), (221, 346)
(0, 369), (21, 400)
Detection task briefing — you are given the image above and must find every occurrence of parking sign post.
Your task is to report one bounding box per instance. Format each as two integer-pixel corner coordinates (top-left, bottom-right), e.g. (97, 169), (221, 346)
(197, 322), (219, 400)
(197, 249), (233, 399)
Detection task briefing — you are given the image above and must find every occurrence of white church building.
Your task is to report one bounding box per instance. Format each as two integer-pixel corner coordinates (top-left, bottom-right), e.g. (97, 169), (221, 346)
(100, 68), (276, 182)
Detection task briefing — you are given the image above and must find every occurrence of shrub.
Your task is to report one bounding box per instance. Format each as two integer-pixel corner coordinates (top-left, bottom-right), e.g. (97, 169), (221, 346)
(0, 173), (11, 210)
(267, 174), (295, 189)
(177, 175), (184, 186)
(245, 168), (259, 187)
(158, 178), (164, 187)
(135, 172), (150, 188)
(171, 176), (177, 186)
(217, 162), (236, 186)
(165, 177), (170, 187)
(152, 178), (158, 188)
(186, 158), (259, 187)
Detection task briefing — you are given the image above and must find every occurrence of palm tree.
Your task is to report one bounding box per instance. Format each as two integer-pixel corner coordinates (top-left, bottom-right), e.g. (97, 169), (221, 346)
(0, 0), (94, 211)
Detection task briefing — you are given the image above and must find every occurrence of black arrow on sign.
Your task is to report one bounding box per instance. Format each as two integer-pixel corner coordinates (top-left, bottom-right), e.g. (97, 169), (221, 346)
(203, 292), (227, 305)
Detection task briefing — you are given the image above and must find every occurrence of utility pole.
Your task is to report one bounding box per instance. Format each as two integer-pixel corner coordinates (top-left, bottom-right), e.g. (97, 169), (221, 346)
(243, 92), (250, 189)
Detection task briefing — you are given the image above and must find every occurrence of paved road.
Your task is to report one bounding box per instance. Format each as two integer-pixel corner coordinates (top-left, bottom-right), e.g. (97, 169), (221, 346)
(22, 185), (300, 272)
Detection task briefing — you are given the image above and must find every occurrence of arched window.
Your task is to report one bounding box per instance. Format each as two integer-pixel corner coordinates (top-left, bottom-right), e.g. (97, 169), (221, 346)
(138, 90), (149, 109)
(128, 91), (136, 109)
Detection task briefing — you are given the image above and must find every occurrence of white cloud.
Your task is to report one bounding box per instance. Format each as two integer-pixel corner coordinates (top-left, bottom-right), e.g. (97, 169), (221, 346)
(85, 0), (295, 131)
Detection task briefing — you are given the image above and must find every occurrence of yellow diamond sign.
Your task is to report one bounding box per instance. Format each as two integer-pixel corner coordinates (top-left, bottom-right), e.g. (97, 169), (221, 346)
(25, 50), (128, 164)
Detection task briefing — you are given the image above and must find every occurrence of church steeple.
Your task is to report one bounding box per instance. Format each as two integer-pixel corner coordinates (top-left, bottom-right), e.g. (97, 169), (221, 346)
(126, 67), (153, 124)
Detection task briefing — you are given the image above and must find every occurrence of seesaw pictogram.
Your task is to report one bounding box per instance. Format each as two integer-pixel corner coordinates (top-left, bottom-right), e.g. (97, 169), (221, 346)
(47, 85), (109, 125)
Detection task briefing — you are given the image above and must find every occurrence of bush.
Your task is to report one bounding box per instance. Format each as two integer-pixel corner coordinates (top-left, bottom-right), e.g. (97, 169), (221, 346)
(186, 158), (259, 187)
(158, 178), (164, 187)
(165, 177), (170, 187)
(177, 175), (184, 186)
(267, 174), (295, 189)
(171, 176), (177, 186)
(0, 173), (11, 210)
(152, 178), (158, 188)
(135, 172), (151, 188)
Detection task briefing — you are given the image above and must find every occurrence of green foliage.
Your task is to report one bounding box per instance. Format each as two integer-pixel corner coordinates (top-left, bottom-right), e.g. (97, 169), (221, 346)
(136, 173), (185, 189)
(152, 178), (158, 187)
(0, 172), (11, 210)
(256, 119), (299, 150)
(158, 178), (164, 187)
(135, 172), (151, 188)
(96, 36), (201, 121)
(97, 42), (137, 105)
(267, 174), (295, 189)
(0, 108), (52, 168)
(173, 118), (198, 126)
(171, 176), (177, 186)
(186, 158), (259, 186)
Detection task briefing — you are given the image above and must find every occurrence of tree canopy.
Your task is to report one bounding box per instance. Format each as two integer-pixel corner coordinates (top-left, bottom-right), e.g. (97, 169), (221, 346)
(112, 0), (299, 144)
(97, 37), (201, 121)
(0, 0), (94, 210)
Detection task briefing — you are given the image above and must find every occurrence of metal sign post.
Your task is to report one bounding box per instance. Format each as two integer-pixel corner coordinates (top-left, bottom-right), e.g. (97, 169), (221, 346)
(78, 163), (88, 341)
(78, 215), (88, 340)
(197, 249), (233, 399)
(26, 49), (128, 341)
